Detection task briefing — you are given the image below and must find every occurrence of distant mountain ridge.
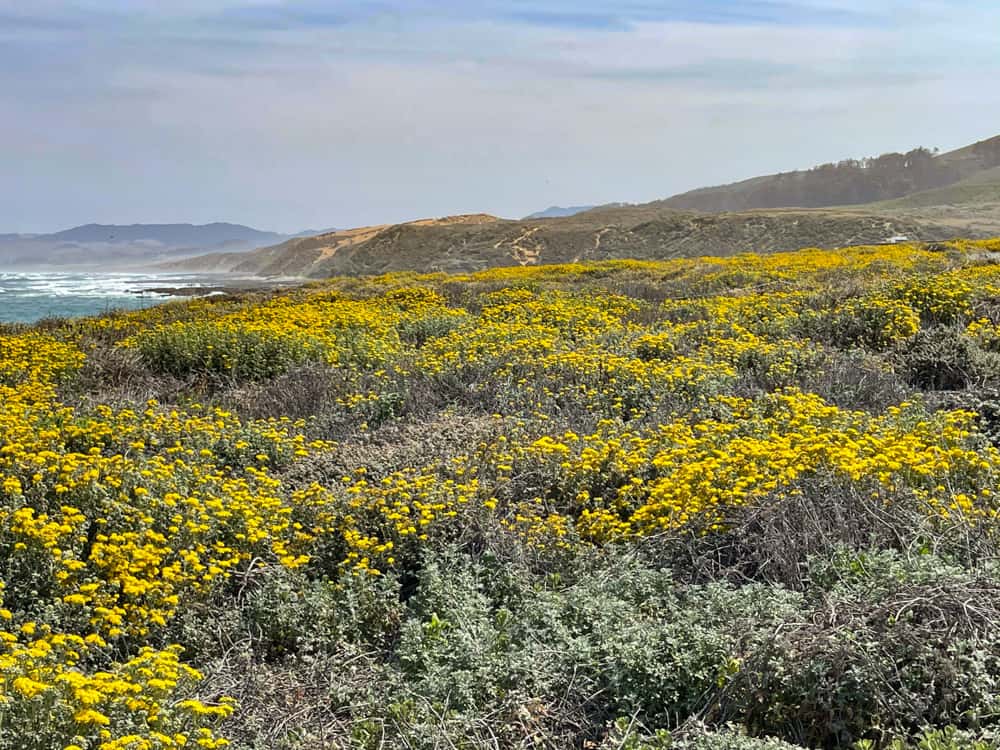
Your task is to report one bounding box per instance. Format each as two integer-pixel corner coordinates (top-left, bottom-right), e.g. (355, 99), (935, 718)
(0, 222), (318, 271)
(524, 205), (598, 219)
(524, 204), (630, 219)
(47, 222), (285, 247)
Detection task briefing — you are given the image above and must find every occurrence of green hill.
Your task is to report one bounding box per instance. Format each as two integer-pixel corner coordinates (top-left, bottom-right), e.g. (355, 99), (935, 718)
(873, 166), (1000, 209)
(661, 134), (1000, 213)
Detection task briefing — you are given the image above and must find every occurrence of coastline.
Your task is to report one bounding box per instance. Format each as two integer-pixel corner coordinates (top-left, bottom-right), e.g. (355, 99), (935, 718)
(125, 275), (293, 298)
(0, 270), (300, 324)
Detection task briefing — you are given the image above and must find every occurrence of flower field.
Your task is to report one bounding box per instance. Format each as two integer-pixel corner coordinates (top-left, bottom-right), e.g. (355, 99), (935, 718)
(7, 239), (1000, 748)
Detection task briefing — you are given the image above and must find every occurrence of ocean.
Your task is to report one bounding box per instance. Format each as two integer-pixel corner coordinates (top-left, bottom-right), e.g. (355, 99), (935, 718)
(0, 271), (230, 324)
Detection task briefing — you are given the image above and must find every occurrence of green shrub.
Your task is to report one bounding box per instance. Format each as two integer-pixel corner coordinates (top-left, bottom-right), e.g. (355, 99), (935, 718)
(669, 725), (807, 750)
(874, 726), (998, 750)
(600, 719), (809, 749)
(396, 308), (469, 346)
(391, 547), (803, 742)
(798, 295), (919, 351)
(891, 276), (974, 327)
(898, 326), (1000, 390)
(128, 322), (326, 380)
(718, 550), (1000, 747)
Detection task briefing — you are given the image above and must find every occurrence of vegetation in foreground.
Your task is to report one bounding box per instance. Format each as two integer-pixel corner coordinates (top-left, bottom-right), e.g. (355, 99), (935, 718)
(6, 240), (1000, 748)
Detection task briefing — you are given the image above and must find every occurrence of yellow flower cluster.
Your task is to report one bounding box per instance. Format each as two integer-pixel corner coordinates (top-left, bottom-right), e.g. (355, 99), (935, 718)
(514, 390), (996, 539)
(967, 317), (1000, 351)
(890, 273), (974, 325)
(120, 286), (462, 380)
(6, 238), (1000, 747)
(0, 591), (231, 748)
(0, 333), (327, 746)
(2, 395), (327, 637)
(0, 333), (84, 388)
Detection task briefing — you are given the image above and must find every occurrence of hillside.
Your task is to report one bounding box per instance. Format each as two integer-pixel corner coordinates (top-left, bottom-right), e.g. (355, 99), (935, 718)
(872, 166), (1000, 210)
(169, 134), (1000, 279)
(172, 206), (968, 278)
(661, 133), (1000, 213)
(861, 166), (1000, 237)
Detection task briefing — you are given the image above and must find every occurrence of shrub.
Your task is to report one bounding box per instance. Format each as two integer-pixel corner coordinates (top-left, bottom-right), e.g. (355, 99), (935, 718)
(898, 326), (1000, 390)
(716, 550), (1000, 747)
(794, 349), (909, 412)
(601, 719), (807, 750)
(127, 321), (326, 380)
(874, 727), (999, 750)
(891, 276), (973, 326)
(799, 295), (919, 351)
(391, 548), (803, 744)
(396, 310), (468, 346)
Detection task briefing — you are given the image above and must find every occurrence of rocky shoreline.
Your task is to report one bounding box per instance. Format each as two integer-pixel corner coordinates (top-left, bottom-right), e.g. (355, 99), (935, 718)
(126, 278), (287, 298)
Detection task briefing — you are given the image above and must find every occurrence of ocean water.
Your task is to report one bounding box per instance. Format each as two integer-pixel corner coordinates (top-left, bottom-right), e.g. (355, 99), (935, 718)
(0, 271), (226, 324)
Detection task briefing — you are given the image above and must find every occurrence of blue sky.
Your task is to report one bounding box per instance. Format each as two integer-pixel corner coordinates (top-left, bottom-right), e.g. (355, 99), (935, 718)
(1, 1), (998, 233)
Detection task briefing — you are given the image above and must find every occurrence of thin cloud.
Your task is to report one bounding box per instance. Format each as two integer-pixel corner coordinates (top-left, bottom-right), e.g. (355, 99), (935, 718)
(0, 0), (885, 32)
(0, 1), (998, 232)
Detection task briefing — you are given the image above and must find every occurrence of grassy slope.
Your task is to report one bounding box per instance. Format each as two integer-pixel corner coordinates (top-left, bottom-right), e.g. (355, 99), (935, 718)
(860, 167), (1000, 238)
(661, 134), (1000, 213)
(872, 166), (1000, 209)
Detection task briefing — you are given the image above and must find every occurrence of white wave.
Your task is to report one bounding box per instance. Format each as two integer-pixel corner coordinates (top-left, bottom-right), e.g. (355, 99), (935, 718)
(0, 271), (240, 323)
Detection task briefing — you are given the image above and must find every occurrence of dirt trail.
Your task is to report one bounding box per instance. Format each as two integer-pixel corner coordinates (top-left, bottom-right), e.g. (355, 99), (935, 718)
(496, 227), (543, 265)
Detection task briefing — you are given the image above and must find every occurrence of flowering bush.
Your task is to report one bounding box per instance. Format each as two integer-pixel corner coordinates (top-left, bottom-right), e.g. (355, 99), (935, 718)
(4, 238), (1000, 748)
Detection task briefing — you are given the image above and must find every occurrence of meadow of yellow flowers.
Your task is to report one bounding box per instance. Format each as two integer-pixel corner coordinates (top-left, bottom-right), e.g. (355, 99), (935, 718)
(6, 239), (1000, 749)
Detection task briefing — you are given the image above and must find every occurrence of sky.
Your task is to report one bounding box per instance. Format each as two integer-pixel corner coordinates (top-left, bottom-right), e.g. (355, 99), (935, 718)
(1, 1), (999, 234)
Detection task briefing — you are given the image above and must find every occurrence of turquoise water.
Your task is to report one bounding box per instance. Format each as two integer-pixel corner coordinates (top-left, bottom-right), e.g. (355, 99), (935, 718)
(0, 272), (224, 324)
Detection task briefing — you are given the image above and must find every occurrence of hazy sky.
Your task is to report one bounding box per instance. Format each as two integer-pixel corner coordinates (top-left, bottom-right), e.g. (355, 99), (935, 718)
(2, 1), (998, 233)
